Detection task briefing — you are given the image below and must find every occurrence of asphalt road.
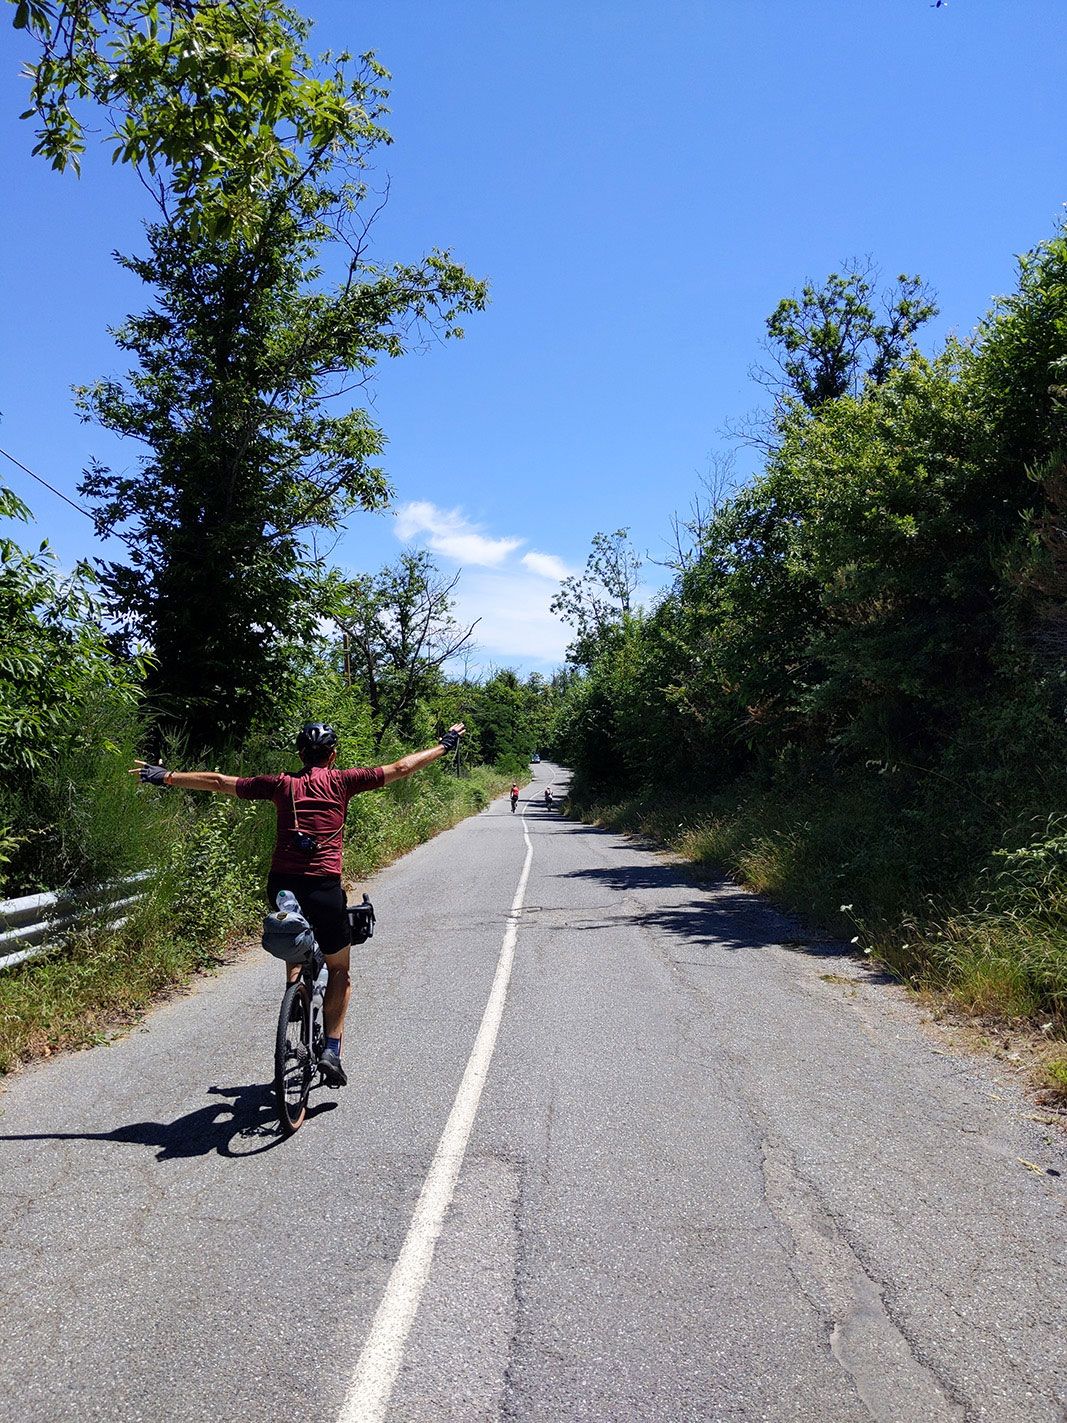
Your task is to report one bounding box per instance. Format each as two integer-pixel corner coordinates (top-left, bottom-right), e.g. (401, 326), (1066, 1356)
(0, 763), (1063, 1422)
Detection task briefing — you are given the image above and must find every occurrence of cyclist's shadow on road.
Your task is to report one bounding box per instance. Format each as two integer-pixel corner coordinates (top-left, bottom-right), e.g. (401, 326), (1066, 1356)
(0, 1082), (337, 1161)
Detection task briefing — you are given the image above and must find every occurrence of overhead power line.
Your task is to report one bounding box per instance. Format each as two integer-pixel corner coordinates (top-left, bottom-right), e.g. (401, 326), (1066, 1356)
(0, 445), (94, 520)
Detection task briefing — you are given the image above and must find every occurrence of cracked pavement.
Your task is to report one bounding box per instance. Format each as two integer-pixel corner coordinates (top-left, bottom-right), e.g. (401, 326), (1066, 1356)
(0, 763), (1063, 1421)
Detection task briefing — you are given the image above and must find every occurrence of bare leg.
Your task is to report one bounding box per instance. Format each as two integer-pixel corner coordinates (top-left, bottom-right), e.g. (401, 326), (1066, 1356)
(322, 946), (352, 1042)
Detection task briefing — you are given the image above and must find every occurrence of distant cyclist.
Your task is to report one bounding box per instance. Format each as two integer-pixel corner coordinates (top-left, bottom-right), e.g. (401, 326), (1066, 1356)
(510, 784), (519, 813)
(131, 721), (465, 1087)
(544, 786), (554, 808)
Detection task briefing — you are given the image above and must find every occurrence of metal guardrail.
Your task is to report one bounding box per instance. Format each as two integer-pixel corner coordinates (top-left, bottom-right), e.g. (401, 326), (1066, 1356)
(0, 871), (152, 972)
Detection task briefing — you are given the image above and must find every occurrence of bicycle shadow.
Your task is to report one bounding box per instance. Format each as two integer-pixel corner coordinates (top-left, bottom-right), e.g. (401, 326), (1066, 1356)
(0, 1081), (338, 1161)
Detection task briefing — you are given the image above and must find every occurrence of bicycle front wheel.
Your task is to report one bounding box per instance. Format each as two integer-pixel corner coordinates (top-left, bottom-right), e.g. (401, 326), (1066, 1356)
(274, 979), (312, 1135)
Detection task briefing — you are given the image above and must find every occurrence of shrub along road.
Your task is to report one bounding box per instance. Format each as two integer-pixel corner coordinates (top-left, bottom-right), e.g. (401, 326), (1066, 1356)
(0, 764), (1062, 1421)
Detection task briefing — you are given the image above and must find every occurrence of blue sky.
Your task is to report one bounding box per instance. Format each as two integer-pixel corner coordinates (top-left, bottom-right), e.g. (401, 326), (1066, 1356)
(2, 0), (1065, 671)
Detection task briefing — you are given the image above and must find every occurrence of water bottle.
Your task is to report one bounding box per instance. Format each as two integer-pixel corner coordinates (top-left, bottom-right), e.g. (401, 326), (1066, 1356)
(314, 962), (328, 1003)
(276, 889), (302, 916)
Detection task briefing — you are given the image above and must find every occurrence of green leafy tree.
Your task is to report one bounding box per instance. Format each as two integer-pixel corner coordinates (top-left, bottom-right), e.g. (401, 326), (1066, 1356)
(328, 551), (479, 749)
(9, 0), (382, 239)
(562, 227), (1067, 797)
(754, 261), (938, 418)
(551, 528), (642, 668)
(519, 671), (558, 755)
(468, 670), (529, 771)
(970, 231), (1067, 478)
(76, 46), (485, 749)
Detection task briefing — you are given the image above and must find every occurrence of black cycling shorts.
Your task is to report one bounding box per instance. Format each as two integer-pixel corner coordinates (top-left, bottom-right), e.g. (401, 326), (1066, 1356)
(266, 872), (350, 956)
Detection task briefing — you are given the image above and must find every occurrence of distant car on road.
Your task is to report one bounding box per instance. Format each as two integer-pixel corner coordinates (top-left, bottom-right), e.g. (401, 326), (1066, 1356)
(530, 754), (541, 763)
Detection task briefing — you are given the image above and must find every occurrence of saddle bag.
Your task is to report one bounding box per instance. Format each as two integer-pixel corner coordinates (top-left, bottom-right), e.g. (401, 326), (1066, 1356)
(261, 903), (316, 963)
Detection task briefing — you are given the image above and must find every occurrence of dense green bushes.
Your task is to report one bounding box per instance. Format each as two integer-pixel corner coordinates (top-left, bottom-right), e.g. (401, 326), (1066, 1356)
(556, 225), (1067, 1025)
(0, 487), (145, 890)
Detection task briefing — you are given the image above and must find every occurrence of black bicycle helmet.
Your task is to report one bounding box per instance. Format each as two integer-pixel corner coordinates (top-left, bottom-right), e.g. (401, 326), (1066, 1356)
(296, 723), (338, 761)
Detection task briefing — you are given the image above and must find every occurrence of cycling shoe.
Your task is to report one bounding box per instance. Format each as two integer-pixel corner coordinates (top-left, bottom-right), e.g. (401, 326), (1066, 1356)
(318, 1048), (348, 1088)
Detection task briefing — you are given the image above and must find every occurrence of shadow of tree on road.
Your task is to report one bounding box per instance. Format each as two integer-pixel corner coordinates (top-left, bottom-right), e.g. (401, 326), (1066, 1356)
(0, 1081), (338, 1160)
(555, 853), (890, 975)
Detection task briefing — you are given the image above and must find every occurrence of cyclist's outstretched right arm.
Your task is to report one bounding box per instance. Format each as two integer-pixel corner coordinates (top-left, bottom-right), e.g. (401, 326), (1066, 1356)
(378, 723), (466, 786)
(129, 761), (239, 795)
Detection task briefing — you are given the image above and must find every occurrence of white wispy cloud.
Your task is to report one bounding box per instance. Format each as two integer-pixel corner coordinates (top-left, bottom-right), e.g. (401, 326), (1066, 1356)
(391, 500), (576, 667)
(521, 550), (573, 581)
(394, 500), (522, 567)
(453, 570), (572, 665)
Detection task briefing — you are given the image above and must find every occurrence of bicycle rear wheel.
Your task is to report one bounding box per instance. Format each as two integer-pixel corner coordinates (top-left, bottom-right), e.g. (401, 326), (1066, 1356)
(274, 979), (312, 1135)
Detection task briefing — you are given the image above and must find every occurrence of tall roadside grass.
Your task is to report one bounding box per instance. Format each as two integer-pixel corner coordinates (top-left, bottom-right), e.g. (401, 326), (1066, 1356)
(343, 763), (511, 878)
(876, 815), (1067, 1023)
(0, 788), (265, 1072)
(568, 767), (1067, 1041)
(0, 694), (166, 898)
(0, 759), (512, 1073)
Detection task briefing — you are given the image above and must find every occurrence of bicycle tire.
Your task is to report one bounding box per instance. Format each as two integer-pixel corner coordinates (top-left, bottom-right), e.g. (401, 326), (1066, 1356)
(275, 979), (312, 1135)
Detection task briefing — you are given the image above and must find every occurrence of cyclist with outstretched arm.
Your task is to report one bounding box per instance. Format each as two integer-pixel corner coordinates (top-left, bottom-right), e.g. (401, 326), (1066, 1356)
(130, 721), (464, 1087)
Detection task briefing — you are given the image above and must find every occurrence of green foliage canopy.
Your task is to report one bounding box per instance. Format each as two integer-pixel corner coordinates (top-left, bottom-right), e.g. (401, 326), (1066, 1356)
(9, 0), (386, 239)
(759, 262), (938, 415)
(554, 227), (1067, 828)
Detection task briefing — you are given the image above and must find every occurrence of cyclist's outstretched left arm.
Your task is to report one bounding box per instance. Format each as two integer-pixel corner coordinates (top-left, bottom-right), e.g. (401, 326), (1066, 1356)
(129, 760), (239, 795)
(379, 724), (465, 786)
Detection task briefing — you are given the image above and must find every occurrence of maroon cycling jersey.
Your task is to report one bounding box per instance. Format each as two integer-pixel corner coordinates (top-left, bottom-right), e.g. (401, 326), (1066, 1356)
(236, 764), (384, 876)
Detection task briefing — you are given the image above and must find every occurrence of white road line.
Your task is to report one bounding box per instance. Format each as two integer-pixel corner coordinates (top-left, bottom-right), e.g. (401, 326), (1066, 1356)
(337, 797), (535, 1423)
